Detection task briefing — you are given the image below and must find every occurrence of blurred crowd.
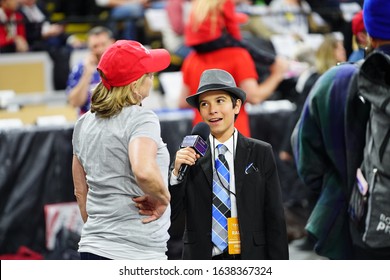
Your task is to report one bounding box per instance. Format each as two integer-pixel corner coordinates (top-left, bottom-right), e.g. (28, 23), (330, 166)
(1, 0), (363, 87)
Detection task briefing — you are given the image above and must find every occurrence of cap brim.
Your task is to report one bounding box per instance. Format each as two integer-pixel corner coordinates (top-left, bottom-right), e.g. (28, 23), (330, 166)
(143, 48), (171, 73)
(186, 85), (246, 108)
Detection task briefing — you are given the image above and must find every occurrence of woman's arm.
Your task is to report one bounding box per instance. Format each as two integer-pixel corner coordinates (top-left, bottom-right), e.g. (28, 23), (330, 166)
(72, 155), (88, 223)
(129, 137), (170, 223)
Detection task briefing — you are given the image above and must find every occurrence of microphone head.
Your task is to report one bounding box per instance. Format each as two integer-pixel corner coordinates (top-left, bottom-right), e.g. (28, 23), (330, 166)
(191, 122), (210, 141)
(181, 122), (210, 156)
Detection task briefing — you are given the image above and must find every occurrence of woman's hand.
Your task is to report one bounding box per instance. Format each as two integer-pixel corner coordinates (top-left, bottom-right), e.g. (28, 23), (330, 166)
(133, 194), (170, 223)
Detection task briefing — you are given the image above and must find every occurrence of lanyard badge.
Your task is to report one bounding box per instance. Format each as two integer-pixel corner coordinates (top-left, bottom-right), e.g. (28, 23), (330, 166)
(227, 217), (241, 255)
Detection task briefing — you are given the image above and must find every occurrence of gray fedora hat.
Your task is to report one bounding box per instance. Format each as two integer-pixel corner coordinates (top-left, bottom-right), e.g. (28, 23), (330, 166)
(186, 69), (247, 108)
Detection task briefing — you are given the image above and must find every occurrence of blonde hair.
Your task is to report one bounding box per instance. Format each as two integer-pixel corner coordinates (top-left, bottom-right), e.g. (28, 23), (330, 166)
(90, 73), (147, 118)
(315, 34), (343, 75)
(191, 0), (226, 35)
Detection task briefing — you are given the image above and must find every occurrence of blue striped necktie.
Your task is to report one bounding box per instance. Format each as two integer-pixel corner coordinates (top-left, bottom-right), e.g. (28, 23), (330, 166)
(212, 144), (231, 251)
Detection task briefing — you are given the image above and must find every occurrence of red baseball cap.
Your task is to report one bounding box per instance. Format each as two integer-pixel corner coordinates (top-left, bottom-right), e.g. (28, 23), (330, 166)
(97, 40), (171, 90)
(352, 10), (365, 35)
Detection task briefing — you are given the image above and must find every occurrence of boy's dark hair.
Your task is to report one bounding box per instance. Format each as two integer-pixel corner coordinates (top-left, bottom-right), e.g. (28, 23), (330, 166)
(231, 96), (239, 120)
(196, 93), (240, 119)
(230, 96), (238, 108)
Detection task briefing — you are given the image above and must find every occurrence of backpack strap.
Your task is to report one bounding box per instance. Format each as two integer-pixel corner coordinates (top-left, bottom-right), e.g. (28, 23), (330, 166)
(345, 62), (371, 195)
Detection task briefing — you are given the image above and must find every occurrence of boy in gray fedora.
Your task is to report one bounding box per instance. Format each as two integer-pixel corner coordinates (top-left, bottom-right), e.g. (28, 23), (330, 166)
(169, 69), (288, 260)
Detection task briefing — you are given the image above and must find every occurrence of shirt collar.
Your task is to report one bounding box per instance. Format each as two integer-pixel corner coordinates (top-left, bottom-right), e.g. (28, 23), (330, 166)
(209, 128), (237, 156)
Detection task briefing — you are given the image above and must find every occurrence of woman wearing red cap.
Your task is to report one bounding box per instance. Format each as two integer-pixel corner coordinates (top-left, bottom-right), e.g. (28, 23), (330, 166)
(72, 40), (172, 260)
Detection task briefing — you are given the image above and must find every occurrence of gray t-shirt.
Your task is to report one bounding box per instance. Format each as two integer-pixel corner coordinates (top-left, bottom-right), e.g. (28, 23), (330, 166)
(72, 106), (170, 260)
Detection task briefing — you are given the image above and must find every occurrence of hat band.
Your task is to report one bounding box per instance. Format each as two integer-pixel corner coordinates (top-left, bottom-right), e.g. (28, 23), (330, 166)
(197, 83), (235, 93)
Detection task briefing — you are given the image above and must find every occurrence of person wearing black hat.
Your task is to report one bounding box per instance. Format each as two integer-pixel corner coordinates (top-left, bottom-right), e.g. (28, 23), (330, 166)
(291, 0), (390, 260)
(168, 69), (289, 260)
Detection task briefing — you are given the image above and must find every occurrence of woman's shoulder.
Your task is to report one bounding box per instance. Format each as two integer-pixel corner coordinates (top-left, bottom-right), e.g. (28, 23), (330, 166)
(73, 111), (91, 136)
(122, 106), (159, 121)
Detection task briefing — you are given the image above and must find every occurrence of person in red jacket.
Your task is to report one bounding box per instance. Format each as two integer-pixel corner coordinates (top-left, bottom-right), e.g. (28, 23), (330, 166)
(185, 0), (275, 65)
(180, 0), (288, 137)
(0, 0), (28, 53)
(185, 0), (243, 51)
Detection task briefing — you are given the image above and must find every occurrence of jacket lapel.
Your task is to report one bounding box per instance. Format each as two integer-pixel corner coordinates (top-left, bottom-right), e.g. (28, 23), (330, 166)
(234, 133), (251, 196)
(199, 141), (213, 188)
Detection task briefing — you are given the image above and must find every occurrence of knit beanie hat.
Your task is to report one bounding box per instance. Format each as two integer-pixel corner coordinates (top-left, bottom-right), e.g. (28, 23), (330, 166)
(363, 0), (390, 40)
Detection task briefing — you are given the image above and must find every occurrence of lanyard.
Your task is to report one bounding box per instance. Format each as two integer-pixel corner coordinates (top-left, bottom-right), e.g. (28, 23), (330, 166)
(212, 131), (236, 197)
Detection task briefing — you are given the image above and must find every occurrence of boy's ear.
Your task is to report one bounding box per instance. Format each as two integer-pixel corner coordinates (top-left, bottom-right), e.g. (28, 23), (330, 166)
(234, 99), (242, 114)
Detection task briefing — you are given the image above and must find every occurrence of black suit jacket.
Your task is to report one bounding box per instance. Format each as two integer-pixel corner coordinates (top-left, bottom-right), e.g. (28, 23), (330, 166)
(169, 132), (289, 259)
